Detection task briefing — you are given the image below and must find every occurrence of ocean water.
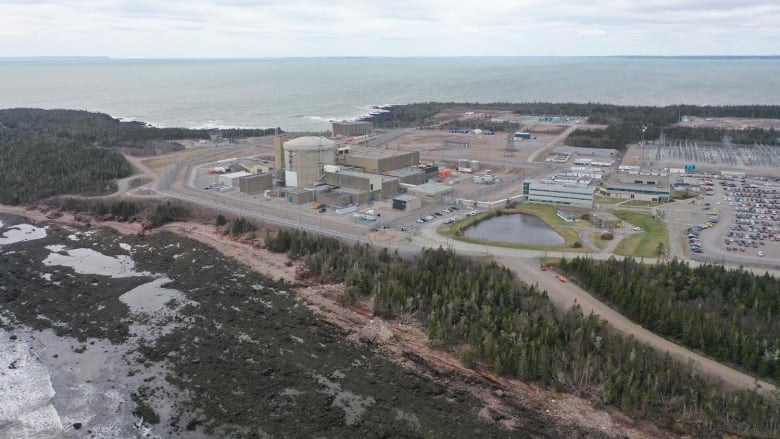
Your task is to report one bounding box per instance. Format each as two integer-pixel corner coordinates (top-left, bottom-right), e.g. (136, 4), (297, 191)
(1, 57), (779, 131)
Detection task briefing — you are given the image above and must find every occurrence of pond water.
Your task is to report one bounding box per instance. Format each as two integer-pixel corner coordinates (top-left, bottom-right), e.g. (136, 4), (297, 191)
(463, 213), (565, 245)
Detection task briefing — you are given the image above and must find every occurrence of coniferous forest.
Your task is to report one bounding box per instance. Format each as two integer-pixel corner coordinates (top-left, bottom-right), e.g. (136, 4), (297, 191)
(264, 230), (779, 438)
(559, 257), (780, 382)
(0, 108), (277, 205)
(364, 102), (780, 150)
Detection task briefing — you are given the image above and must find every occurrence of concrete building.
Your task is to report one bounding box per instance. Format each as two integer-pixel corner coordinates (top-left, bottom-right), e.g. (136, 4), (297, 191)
(238, 174), (273, 194)
(284, 187), (314, 205)
(219, 171), (252, 188)
(522, 180), (595, 207)
(604, 173), (671, 201)
(332, 121), (373, 137)
(392, 194), (422, 211)
(324, 169), (399, 200)
(239, 159), (274, 175)
(407, 182), (454, 203)
(283, 136), (337, 187)
(273, 134), (287, 170)
(340, 148), (419, 174)
(385, 168), (427, 185)
(591, 213), (621, 229)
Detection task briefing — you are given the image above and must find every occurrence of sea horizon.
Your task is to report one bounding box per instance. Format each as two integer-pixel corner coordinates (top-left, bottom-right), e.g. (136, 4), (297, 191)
(2, 56), (779, 130)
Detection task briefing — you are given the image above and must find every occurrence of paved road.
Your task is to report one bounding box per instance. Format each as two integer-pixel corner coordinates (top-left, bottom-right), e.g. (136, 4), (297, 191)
(413, 222), (778, 395)
(128, 149), (778, 395)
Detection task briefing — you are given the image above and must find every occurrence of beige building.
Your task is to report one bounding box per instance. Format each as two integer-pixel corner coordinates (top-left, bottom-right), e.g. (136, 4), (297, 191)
(239, 174), (273, 194)
(340, 148), (419, 174)
(273, 134), (287, 170)
(407, 182), (454, 203)
(332, 121), (373, 137)
(239, 160), (274, 175)
(283, 136), (337, 187)
(324, 169), (399, 200)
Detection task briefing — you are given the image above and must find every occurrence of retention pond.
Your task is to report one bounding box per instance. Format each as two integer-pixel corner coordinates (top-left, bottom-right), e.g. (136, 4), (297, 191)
(463, 213), (565, 246)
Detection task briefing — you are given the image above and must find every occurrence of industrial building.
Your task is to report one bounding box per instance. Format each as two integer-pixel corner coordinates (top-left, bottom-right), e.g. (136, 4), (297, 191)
(340, 148), (419, 174)
(522, 180), (595, 207)
(332, 121), (373, 137)
(591, 213), (621, 229)
(238, 174), (273, 194)
(323, 169), (400, 200)
(603, 173), (671, 201)
(283, 136), (336, 187)
(238, 159), (274, 175)
(284, 187), (315, 205)
(407, 182), (454, 203)
(273, 134), (287, 170)
(385, 168), (428, 185)
(219, 171), (251, 188)
(513, 132), (532, 140)
(392, 194), (422, 211)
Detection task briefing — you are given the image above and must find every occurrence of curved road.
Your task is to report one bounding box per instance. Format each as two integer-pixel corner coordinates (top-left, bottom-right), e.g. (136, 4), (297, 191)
(413, 224), (777, 395)
(122, 148), (778, 395)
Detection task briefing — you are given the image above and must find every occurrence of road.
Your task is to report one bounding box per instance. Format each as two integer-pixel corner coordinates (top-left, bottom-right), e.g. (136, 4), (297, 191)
(527, 124), (580, 163)
(123, 147), (778, 395)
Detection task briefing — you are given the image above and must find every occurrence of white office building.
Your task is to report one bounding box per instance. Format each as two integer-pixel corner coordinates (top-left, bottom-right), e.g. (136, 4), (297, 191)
(522, 179), (595, 207)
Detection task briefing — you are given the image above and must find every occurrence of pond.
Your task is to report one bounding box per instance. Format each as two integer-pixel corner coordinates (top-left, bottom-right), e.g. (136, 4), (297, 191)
(463, 213), (565, 245)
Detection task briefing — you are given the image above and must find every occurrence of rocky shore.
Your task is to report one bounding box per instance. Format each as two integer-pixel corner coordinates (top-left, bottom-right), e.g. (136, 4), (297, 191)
(0, 208), (674, 438)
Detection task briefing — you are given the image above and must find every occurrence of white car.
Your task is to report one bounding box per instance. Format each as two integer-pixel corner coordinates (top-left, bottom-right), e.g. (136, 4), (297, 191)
(758, 251), (765, 257)
(632, 227), (643, 232)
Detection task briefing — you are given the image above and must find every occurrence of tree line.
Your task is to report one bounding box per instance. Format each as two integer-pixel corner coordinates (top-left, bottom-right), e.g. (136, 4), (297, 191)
(263, 229), (779, 437)
(0, 108), (280, 205)
(559, 256), (780, 383)
(364, 103), (780, 150)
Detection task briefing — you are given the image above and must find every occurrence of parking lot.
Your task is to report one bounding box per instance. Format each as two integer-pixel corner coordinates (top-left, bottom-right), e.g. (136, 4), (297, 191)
(666, 176), (780, 265)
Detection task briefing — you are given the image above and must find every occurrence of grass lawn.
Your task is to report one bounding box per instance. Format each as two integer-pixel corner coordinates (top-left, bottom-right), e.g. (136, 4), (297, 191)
(589, 231), (610, 250)
(593, 195), (624, 205)
(612, 210), (668, 258)
(443, 204), (592, 252)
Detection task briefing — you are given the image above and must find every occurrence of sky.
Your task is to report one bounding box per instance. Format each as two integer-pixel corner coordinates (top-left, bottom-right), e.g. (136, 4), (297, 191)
(0, 0), (778, 58)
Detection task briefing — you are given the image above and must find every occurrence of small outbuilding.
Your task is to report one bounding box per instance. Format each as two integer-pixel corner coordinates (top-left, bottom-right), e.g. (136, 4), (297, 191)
(591, 213), (620, 229)
(392, 194), (422, 211)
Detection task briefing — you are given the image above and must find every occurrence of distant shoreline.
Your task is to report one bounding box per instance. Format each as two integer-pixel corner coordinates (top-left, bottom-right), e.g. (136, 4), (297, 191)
(1, 55), (778, 62)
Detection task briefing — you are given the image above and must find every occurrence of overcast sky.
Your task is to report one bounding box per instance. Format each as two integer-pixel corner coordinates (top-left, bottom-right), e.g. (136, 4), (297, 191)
(1, 0), (778, 58)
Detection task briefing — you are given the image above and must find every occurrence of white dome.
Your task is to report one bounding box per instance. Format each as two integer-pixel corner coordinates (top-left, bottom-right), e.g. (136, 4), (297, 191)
(284, 136), (336, 151)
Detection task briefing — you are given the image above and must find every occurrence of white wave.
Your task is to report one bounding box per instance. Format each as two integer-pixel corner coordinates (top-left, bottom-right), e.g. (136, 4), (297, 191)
(307, 104), (395, 125)
(0, 336), (63, 438)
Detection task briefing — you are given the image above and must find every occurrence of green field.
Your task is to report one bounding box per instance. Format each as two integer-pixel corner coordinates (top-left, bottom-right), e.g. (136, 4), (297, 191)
(612, 210), (668, 258)
(589, 231), (610, 250)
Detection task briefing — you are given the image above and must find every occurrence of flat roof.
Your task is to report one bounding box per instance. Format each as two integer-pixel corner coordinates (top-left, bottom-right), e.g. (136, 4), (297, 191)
(393, 194), (420, 201)
(554, 145), (618, 157)
(608, 173), (670, 187)
(331, 169), (372, 178)
(222, 171), (252, 178)
(409, 182), (454, 195)
(336, 187), (367, 195)
(347, 148), (416, 160)
(386, 168), (425, 177)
